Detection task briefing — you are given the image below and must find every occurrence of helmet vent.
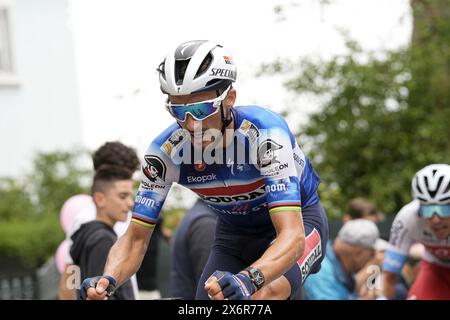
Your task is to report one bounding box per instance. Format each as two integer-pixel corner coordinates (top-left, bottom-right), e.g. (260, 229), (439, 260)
(444, 181), (450, 194)
(415, 176), (423, 194)
(428, 176), (444, 199)
(424, 176), (430, 195)
(194, 52), (213, 79)
(157, 61), (166, 80)
(205, 78), (221, 87)
(175, 59), (190, 85)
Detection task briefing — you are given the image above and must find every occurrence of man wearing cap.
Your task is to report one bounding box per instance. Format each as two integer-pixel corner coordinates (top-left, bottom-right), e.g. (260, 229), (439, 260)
(342, 197), (387, 299)
(303, 219), (385, 300)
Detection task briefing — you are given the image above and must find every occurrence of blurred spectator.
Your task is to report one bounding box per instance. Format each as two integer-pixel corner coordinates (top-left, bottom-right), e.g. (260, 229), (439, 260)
(58, 141), (140, 299)
(92, 141), (140, 172)
(356, 247), (388, 300)
(343, 197), (388, 299)
(169, 199), (216, 300)
(344, 197), (385, 223)
(303, 219), (385, 300)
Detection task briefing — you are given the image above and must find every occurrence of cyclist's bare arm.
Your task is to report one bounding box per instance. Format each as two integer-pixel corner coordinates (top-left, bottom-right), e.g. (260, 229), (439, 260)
(251, 210), (305, 295)
(86, 222), (153, 300)
(104, 222), (153, 284)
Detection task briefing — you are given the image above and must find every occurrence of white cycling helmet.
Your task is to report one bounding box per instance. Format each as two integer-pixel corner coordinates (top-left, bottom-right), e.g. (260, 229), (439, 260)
(157, 40), (236, 96)
(412, 164), (450, 204)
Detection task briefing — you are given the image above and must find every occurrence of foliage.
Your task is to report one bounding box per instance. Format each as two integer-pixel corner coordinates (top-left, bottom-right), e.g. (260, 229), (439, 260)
(0, 150), (91, 268)
(30, 150), (91, 215)
(0, 215), (64, 268)
(0, 178), (35, 221)
(260, 1), (450, 218)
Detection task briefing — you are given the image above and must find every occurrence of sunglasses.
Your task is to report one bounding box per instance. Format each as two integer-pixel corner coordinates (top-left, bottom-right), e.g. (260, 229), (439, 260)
(419, 204), (450, 219)
(166, 86), (231, 122)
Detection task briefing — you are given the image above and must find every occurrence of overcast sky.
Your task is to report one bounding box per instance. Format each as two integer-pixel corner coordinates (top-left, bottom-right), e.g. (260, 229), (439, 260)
(68, 0), (411, 155)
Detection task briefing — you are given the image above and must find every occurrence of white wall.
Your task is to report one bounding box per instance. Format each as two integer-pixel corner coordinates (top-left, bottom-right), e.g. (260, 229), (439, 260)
(0, 0), (82, 177)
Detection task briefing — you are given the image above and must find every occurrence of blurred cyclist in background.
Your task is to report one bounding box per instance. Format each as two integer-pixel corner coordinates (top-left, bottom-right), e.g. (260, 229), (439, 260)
(382, 164), (450, 300)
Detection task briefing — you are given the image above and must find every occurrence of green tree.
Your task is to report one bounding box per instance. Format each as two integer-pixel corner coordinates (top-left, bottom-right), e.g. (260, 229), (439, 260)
(30, 150), (91, 216)
(0, 149), (91, 268)
(0, 178), (35, 221)
(261, 0), (450, 218)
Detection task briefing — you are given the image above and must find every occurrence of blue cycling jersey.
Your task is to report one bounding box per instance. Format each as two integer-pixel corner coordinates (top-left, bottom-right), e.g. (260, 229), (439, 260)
(131, 105), (321, 231)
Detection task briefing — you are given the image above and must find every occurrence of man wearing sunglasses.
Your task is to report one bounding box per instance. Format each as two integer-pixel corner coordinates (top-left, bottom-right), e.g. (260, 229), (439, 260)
(77, 40), (328, 300)
(382, 164), (450, 300)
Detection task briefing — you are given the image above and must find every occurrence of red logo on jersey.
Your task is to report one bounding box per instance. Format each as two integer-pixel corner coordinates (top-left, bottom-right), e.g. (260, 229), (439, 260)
(297, 229), (322, 283)
(424, 244), (450, 260)
(194, 161), (206, 172)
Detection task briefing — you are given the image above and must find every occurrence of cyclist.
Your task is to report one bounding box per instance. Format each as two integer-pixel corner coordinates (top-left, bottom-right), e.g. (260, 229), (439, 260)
(382, 164), (450, 300)
(78, 40), (328, 300)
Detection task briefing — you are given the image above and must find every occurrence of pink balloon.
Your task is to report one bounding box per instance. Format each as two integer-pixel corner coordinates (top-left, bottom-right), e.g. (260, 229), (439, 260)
(55, 240), (70, 274)
(60, 194), (95, 233)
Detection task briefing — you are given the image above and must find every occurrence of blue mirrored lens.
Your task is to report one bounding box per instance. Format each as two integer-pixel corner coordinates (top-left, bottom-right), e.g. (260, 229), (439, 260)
(169, 102), (217, 121)
(419, 204), (450, 218)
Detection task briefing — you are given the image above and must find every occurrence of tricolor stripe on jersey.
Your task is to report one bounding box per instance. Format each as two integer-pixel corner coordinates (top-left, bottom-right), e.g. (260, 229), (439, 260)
(131, 213), (157, 228)
(268, 200), (301, 214)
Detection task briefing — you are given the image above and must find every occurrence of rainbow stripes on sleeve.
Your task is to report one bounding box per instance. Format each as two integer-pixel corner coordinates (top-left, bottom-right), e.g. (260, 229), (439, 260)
(131, 213), (157, 228)
(268, 201), (302, 214)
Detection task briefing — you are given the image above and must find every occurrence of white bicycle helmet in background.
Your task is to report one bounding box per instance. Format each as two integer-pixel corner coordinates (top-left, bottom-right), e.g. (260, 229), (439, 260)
(412, 164), (450, 204)
(157, 40), (236, 96)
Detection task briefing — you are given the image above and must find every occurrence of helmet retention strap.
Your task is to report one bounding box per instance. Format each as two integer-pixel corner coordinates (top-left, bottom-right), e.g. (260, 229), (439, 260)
(220, 102), (232, 135)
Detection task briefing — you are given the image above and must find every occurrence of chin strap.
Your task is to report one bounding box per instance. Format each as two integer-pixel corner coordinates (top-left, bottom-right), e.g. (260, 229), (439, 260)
(216, 87), (233, 135)
(220, 102), (233, 135)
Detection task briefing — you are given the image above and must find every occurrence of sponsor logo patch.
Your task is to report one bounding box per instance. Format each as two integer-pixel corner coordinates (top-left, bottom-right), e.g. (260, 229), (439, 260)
(265, 183), (287, 193)
(161, 129), (188, 156)
(257, 139), (283, 168)
(297, 229), (322, 283)
(226, 158), (250, 176)
(239, 120), (260, 145)
(209, 68), (237, 81)
(261, 163), (289, 177)
(223, 56), (234, 65)
(389, 220), (405, 246)
(143, 155), (167, 182)
(135, 194), (155, 208)
(194, 161), (206, 172)
(293, 152), (305, 169)
(141, 180), (166, 191)
(198, 186), (266, 204)
(423, 244), (450, 261)
(211, 202), (267, 216)
(187, 173), (217, 183)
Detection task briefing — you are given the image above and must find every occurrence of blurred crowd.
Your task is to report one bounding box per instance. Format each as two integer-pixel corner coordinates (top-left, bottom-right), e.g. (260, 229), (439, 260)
(55, 141), (448, 300)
